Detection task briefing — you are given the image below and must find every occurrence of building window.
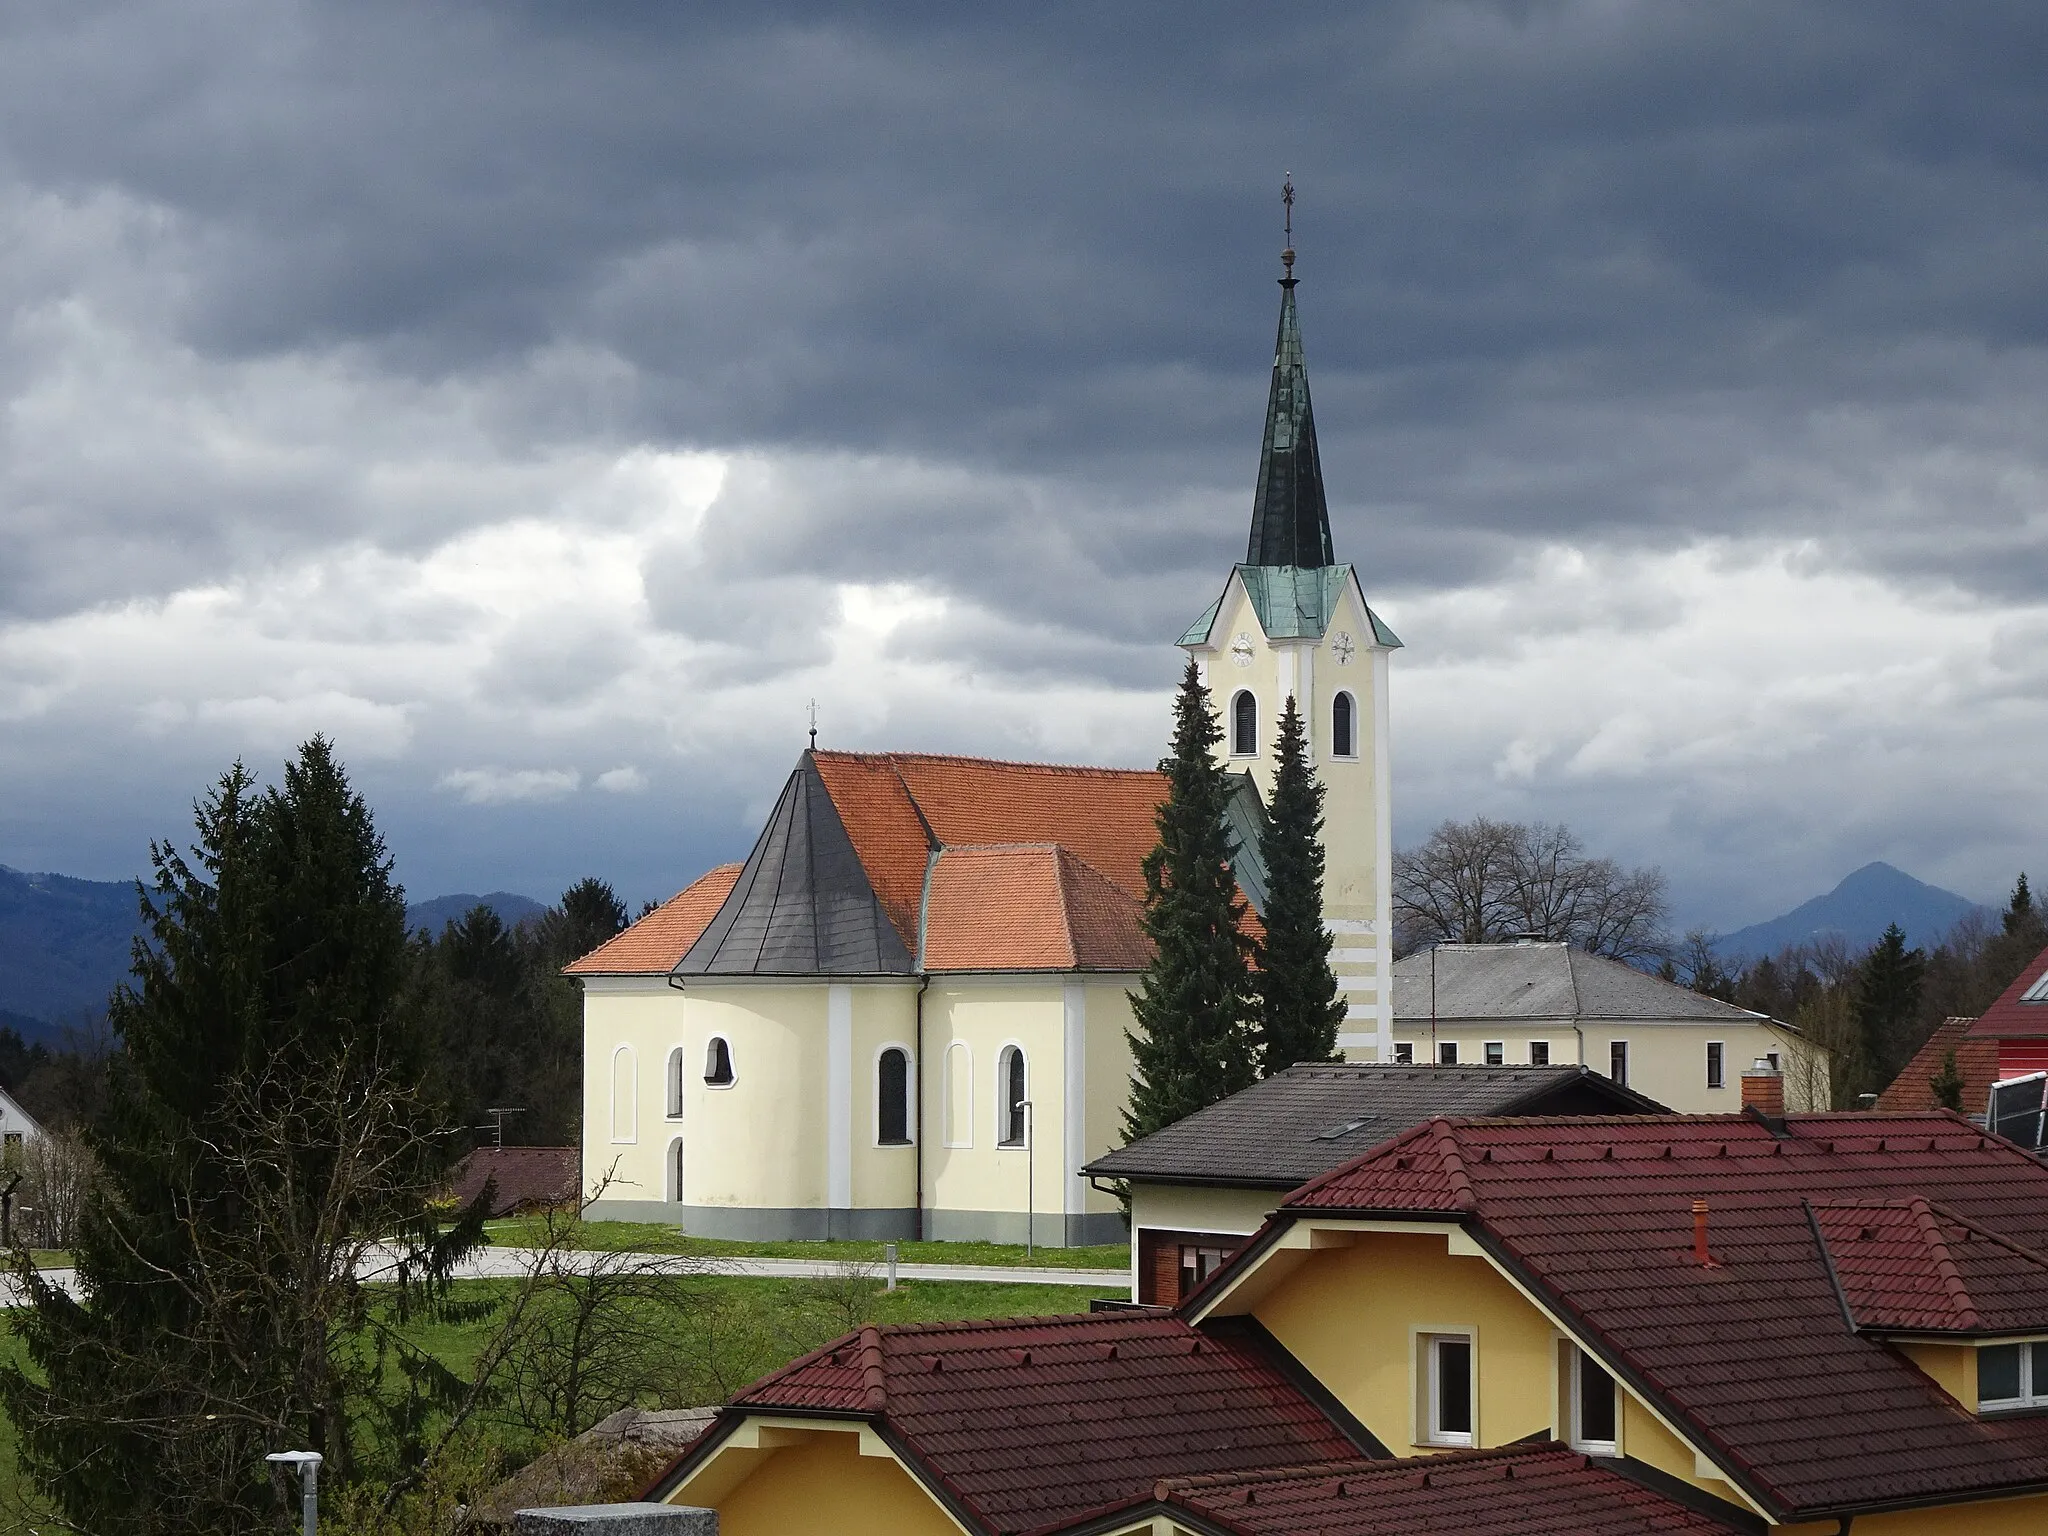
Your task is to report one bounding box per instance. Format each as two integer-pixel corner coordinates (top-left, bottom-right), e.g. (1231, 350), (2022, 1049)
(1439, 1042), (1458, 1065)
(944, 1042), (972, 1147)
(1706, 1041), (1725, 1090)
(997, 1045), (1028, 1146)
(1179, 1244), (1232, 1297)
(1608, 1041), (1629, 1087)
(610, 1045), (637, 1144)
(1231, 691), (1257, 756)
(1979, 1343), (2048, 1410)
(1332, 690), (1357, 758)
(877, 1046), (913, 1146)
(1529, 1040), (1550, 1066)
(1766, 1050), (1781, 1072)
(1424, 1334), (1475, 1446)
(1484, 1041), (1504, 1067)
(1393, 1042), (1414, 1064)
(666, 1047), (688, 1118)
(704, 1036), (735, 1087)
(1571, 1347), (1618, 1453)
(667, 1136), (685, 1203)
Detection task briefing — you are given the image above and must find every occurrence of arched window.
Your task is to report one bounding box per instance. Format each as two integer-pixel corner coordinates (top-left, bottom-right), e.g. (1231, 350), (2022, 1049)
(609, 1045), (636, 1143)
(666, 1047), (687, 1118)
(1231, 690), (1257, 756)
(997, 1045), (1028, 1147)
(944, 1042), (972, 1147)
(704, 1036), (735, 1087)
(1332, 690), (1357, 758)
(667, 1135), (685, 1203)
(877, 1047), (912, 1146)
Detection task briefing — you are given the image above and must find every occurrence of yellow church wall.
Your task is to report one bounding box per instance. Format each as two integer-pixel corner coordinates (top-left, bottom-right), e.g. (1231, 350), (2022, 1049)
(671, 1422), (966, 1536)
(849, 984), (921, 1214)
(1310, 579), (1385, 926)
(1081, 980), (1141, 1224)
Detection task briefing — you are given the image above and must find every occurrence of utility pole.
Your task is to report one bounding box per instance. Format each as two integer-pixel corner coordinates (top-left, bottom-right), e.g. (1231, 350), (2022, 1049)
(1021, 1100), (1034, 1259)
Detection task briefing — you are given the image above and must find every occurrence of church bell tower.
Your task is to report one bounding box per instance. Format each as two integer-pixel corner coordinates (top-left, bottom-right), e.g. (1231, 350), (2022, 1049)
(1175, 182), (1401, 1060)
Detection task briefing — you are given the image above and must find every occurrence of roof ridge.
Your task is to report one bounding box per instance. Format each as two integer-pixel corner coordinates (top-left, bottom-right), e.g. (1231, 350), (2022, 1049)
(1919, 1197), (2048, 1276)
(1906, 1197), (1982, 1332)
(813, 748), (1166, 780)
(1050, 847), (1082, 971)
(1428, 1118), (1479, 1211)
(858, 1324), (887, 1413)
(1153, 1456), (1384, 1494)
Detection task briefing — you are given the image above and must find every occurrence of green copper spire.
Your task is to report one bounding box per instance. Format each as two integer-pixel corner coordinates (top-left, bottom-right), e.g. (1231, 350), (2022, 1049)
(1246, 176), (1335, 568)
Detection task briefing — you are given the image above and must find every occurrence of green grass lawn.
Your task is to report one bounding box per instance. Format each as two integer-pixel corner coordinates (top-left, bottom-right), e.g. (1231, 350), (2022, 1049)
(481, 1218), (1130, 1272)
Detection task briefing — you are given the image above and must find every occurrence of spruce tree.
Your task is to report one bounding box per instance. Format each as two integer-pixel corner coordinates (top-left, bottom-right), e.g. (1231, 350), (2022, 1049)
(1123, 660), (1258, 1142)
(2007, 872), (2036, 936)
(1854, 922), (1925, 1099)
(1929, 1048), (1966, 1113)
(1, 740), (485, 1536)
(1255, 695), (1344, 1073)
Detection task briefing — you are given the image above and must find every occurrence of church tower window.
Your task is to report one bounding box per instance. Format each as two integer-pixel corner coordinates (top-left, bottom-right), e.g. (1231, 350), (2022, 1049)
(1231, 690), (1258, 757)
(1332, 690), (1357, 759)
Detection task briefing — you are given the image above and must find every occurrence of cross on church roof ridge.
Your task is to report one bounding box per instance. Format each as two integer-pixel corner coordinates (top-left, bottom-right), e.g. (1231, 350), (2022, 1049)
(1246, 175), (1336, 570)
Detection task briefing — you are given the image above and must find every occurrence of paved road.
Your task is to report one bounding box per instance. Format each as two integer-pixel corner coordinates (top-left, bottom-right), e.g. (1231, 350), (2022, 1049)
(10, 1249), (1124, 1306)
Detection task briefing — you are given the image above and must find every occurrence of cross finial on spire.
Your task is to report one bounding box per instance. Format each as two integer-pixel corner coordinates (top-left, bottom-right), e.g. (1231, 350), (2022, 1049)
(1281, 173), (1295, 280)
(807, 698), (818, 750)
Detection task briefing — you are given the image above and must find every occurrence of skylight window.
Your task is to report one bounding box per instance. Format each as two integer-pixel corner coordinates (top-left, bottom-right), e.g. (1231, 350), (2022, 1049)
(1312, 1115), (1378, 1142)
(2022, 973), (2048, 1003)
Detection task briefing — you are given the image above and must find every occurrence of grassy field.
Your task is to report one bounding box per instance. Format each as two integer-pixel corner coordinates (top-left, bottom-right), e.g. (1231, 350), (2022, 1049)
(481, 1218), (1130, 1271)
(0, 1271), (1120, 1525)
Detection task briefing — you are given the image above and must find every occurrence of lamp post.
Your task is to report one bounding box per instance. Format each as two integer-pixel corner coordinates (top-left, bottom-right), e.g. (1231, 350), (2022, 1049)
(267, 1450), (322, 1536)
(1020, 1100), (1034, 1259)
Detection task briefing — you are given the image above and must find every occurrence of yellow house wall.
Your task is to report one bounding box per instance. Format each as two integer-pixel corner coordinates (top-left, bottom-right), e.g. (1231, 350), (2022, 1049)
(1899, 1340), (1975, 1406)
(674, 1426), (964, 1536)
(1389, 1019), (1818, 1113)
(1775, 1493), (2048, 1536)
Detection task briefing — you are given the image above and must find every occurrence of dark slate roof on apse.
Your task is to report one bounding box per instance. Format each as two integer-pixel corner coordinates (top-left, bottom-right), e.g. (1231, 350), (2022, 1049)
(1270, 1113), (2048, 1518)
(674, 754), (914, 976)
(1083, 1064), (1667, 1189)
(1392, 942), (1773, 1024)
(1109, 1443), (1752, 1536)
(1247, 277), (1334, 569)
(1812, 1197), (2048, 1335)
(1967, 939), (2048, 1040)
(655, 1312), (1366, 1536)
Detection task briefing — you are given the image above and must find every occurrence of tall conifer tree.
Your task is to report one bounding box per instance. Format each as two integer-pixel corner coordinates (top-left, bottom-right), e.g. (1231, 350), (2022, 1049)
(1854, 921), (1925, 1097)
(1123, 660), (1257, 1142)
(1256, 695), (1344, 1073)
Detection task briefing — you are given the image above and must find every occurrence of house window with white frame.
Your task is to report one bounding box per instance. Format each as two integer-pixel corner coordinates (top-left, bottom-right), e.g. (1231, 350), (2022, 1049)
(1608, 1040), (1629, 1087)
(1439, 1042), (1458, 1065)
(1393, 1042), (1414, 1064)
(1706, 1041), (1725, 1090)
(1978, 1343), (2048, 1411)
(1528, 1040), (1550, 1066)
(1422, 1333), (1474, 1446)
(1570, 1346), (1618, 1454)
(1484, 1041), (1504, 1066)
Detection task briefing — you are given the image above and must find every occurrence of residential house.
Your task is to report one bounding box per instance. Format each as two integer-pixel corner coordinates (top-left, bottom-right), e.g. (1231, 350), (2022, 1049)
(1081, 1061), (1667, 1305)
(1391, 940), (1820, 1112)
(1879, 1016), (1998, 1116)
(1963, 940), (2048, 1081)
(0, 1083), (41, 1156)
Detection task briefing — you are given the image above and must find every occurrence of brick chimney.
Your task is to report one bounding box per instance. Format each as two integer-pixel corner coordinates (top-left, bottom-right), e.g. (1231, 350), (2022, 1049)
(1741, 1057), (1784, 1118)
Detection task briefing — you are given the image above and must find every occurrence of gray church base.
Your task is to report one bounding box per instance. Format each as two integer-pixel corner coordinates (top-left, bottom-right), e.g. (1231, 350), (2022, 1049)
(583, 1201), (1127, 1249)
(513, 1505), (714, 1535)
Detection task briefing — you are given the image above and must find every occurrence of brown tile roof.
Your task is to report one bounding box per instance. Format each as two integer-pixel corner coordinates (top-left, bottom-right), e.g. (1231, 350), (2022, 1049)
(1878, 1015), (1998, 1111)
(1261, 1112), (2048, 1518)
(1112, 1443), (1751, 1536)
(450, 1146), (580, 1216)
(563, 865), (742, 974)
(1813, 1197), (2048, 1335)
(921, 845), (1150, 972)
(659, 1311), (1366, 1535)
(1968, 940), (2048, 1039)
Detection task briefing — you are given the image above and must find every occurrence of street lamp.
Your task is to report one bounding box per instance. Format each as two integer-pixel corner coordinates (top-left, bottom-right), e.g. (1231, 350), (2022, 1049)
(266, 1450), (323, 1536)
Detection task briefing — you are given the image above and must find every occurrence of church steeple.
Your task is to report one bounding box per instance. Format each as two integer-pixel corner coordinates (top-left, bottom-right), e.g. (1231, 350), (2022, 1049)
(1246, 176), (1335, 569)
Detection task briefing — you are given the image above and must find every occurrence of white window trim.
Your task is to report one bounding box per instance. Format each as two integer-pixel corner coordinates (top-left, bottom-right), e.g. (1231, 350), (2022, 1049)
(1228, 690), (1258, 758)
(1413, 1325), (1477, 1448)
(1439, 1042), (1459, 1065)
(1609, 1040), (1629, 1086)
(1978, 1340), (2048, 1411)
(704, 1034), (738, 1090)
(1331, 688), (1359, 760)
(1483, 1041), (1505, 1067)
(873, 1041), (917, 1148)
(665, 1045), (688, 1119)
(666, 1134), (686, 1204)
(996, 1040), (1030, 1148)
(943, 1041), (973, 1148)
(1569, 1345), (1620, 1455)
(1706, 1040), (1726, 1091)
(1528, 1040), (1551, 1066)
(609, 1043), (637, 1144)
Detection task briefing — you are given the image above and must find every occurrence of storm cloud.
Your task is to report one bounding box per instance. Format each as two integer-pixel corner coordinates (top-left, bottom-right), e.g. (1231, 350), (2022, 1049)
(4, 1), (2048, 930)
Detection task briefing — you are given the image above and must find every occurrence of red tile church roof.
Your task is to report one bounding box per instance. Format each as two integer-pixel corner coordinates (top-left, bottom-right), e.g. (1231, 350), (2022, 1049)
(562, 865), (741, 974)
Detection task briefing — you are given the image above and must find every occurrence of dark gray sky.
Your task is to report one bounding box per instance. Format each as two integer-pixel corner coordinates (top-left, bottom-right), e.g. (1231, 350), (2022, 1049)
(3, 1), (2047, 931)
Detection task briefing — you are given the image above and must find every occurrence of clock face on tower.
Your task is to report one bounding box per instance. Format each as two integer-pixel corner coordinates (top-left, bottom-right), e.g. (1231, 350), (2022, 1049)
(1230, 632), (1255, 668)
(1331, 630), (1356, 665)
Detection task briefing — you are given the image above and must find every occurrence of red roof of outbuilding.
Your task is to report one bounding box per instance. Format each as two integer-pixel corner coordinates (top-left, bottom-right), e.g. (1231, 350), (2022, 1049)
(1263, 1113), (2048, 1518)
(1812, 1197), (2048, 1335)
(449, 1146), (580, 1216)
(1114, 1443), (1749, 1536)
(1967, 941), (2048, 1039)
(673, 1311), (1365, 1535)
(1877, 1015), (1999, 1111)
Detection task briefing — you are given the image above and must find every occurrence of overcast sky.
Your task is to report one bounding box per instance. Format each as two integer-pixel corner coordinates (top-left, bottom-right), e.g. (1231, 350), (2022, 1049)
(3, 1), (2047, 933)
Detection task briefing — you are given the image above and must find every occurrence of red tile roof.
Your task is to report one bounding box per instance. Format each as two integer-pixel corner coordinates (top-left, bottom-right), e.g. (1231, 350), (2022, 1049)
(1878, 1015), (1998, 1112)
(1968, 941), (2048, 1040)
(450, 1146), (580, 1216)
(1114, 1443), (1749, 1536)
(1265, 1113), (2048, 1517)
(564, 865), (742, 974)
(1813, 1197), (2048, 1335)
(667, 1311), (1365, 1535)
(921, 845), (1151, 972)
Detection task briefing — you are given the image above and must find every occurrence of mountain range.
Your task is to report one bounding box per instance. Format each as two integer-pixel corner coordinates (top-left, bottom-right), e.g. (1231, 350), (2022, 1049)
(0, 864), (545, 1030)
(1713, 861), (1990, 962)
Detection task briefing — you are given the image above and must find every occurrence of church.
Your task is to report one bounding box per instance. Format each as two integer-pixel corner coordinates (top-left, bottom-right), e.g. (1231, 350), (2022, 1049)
(569, 247), (1400, 1245)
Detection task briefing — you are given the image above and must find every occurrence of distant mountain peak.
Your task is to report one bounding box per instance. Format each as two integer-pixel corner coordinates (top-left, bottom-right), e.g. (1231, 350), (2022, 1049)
(1717, 862), (1990, 962)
